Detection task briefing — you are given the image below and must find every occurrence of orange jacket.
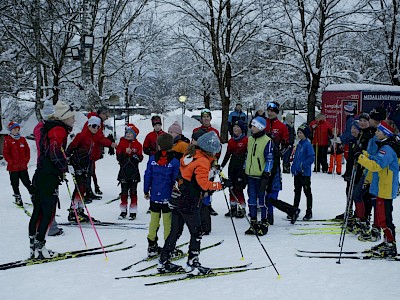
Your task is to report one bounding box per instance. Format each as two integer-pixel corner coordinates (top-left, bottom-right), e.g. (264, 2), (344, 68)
(180, 149), (222, 192)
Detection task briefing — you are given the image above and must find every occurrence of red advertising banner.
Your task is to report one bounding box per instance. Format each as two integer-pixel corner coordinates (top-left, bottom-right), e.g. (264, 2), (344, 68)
(321, 91), (361, 134)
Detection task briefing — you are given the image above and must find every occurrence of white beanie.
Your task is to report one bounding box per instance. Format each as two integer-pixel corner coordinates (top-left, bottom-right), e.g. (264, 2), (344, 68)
(54, 100), (75, 120)
(88, 116), (101, 126)
(41, 100), (55, 120)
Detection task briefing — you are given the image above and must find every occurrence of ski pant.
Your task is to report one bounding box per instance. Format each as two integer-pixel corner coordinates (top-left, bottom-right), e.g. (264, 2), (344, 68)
(282, 145), (293, 172)
(247, 177), (267, 219)
(375, 197), (396, 243)
(328, 153), (342, 174)
(293, 175), (312, 213)
(313, 145), (328, 172)
(120, 180), (138, 213)
(147, 202), (171, 242)
(72, 173), (87, 209)
(9, 170), (34, 196)
(160, 207), (201, 262)
(352, 179), (372, 221)
(28, 172), (59, 241)
(200, 203), (211, 234)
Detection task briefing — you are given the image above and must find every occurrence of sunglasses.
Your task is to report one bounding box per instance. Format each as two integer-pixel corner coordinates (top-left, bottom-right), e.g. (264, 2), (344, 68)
(201, 108), (211, 115)
(267, 102), (278, 109)
(89, 124), (100, 129)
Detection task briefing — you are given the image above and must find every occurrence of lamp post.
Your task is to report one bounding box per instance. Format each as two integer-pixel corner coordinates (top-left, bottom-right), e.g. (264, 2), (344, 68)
(178, 96), (187, 130)
(108, 94), (120, 139)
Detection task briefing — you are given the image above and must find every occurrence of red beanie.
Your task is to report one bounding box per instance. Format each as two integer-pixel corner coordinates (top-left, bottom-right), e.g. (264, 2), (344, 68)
(125, 124), (139, 137)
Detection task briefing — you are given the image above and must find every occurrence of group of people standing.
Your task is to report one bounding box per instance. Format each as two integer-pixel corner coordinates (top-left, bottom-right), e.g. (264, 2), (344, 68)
(3, 99), (399, 270)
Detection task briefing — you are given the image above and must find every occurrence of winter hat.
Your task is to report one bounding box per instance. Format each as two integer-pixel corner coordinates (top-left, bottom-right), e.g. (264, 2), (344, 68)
(41, 100), (55, 120)
(192, 128), (207, 141)
(351, 120), (361, 132)
(197, 131), (221, 155)
(369, 107), (386, 122)
(151, 115), (162, 126)
(358, 112), (370, 121)
(125, 123), (139, 138)
(168, 121), (182, 135)
(267, 101), (280, 114)
(157, 133), (174, 151)
(285, 112), (294, 124)
(377, 121), (395, 137)
(251, 116), (266, 131)
(344, 104), (356, 114)
(233, 120), (247, 133)
(8, 121), (20, 131)
(54, 100), (75, 120)
(88, 116), (101, 127)
(201, 108), (212, 118)
(297, 123), (311, 138)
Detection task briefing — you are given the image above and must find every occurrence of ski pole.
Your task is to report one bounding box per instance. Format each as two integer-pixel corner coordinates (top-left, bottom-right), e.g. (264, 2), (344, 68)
(71, 172), (108, 260)
(228, 182), (281, 278)
(60, 147), (108, 260)
(337, 163), (358, 264)
(64, 178), (87, 248)
(217, 171), (245, 260)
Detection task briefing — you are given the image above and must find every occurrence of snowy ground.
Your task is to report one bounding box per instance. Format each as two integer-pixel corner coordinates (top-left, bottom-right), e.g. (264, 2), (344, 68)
(0, 110), (399, 300)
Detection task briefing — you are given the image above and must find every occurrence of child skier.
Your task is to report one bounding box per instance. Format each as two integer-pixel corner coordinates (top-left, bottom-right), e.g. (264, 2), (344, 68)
(168, 121), (190, 159)
(158, 131), (229, 274)
(144, 133), (180, 257)
(328, 128), (344, 175)
(221, 120), (248, 218)
(116, 124), (143, 220)
(66, 116), (102, 222)
(357, 120), (399, 257)
(143, 115), (166, 156)
(3, 122), (34, 206)
(291, 124), (315, 221)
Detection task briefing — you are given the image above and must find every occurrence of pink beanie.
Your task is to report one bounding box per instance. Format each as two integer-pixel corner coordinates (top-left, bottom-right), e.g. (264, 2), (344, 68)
(168, 121), (182, 134)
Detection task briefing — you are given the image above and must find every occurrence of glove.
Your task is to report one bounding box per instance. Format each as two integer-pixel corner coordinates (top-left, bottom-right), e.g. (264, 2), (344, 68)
(221, 178), (233, 189)
(108, 147), (115, 156)
(259, 172), (270, 193)
(132, 154), (140, 161)
(144, 193), (150, 200)
(171, 187), (181, 199)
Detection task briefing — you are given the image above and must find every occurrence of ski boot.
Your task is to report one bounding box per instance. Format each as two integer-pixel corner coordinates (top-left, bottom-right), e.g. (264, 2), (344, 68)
(373, 242), (397, 258)
(353, 219), (369, 236)
(245, 219), (258, 235)
(171, 247), (184, 258)
(303, 211), (313, 221)
(128, 213), (136, 220)
(291, 208), (301, 224)
(157, 259), (184, 273)
(48, 228), (64, 237)
(147, 238), (162, 257)
(358, 226), (381, 242)
(186, 256), (211, 275)
(34, 240), (58, 259)
(370, 241), (387, 252)
(94, 185), (103, 195)
(77, 208), (99, 223)
(86, 191), (102, 201)
(29, 235), (36, 259)
(256, 219), (269, 236)
(118, 211), (127, 220)
(209, 205), (218, 216)
(224, 205), (237, 217)
(236, 207), (245, 218)
(67, 208), (78, 222)
(14, 194), (23, 206)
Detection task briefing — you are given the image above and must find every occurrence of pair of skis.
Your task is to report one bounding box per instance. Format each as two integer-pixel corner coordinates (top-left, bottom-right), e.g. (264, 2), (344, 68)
(58, 221), (148, 230)
(0, 240), (134, 271)
(295, 248), (400, 261)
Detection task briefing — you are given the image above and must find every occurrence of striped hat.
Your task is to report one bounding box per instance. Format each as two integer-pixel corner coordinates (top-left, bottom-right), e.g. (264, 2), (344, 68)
(251, 116), (266, 130)
(377, 121), (395, 137)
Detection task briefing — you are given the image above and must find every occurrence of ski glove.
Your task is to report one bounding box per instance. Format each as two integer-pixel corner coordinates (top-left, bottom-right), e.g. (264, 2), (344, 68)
(221, 178), (233, 189)
(259, 172), (270, 193)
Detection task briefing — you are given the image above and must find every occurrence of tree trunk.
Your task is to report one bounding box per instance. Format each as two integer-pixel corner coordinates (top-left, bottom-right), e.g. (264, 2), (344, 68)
(33, 0), (43, 121)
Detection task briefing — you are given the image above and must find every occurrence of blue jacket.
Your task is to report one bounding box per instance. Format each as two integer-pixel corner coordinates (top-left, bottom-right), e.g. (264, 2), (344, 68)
(143, 153), (180, 203)
(358, 143), (399, 199)
(341, 115), (355, 145)
(291, 138), (315, 176)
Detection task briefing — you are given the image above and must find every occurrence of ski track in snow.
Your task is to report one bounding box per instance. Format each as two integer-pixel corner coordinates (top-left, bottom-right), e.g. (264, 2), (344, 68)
(0, 110), (399, 299)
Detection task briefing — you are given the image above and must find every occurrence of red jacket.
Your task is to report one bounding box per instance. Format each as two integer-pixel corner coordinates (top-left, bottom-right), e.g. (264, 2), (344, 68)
(66, 126), (98, 171)
(265, 118), (289, 147)
(3, 135), (30, 171)
(309, 120), (333, 146)
(143, 130), (166, 156)
(116, 137), (143, 182)
(84, 112), (112, 161)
